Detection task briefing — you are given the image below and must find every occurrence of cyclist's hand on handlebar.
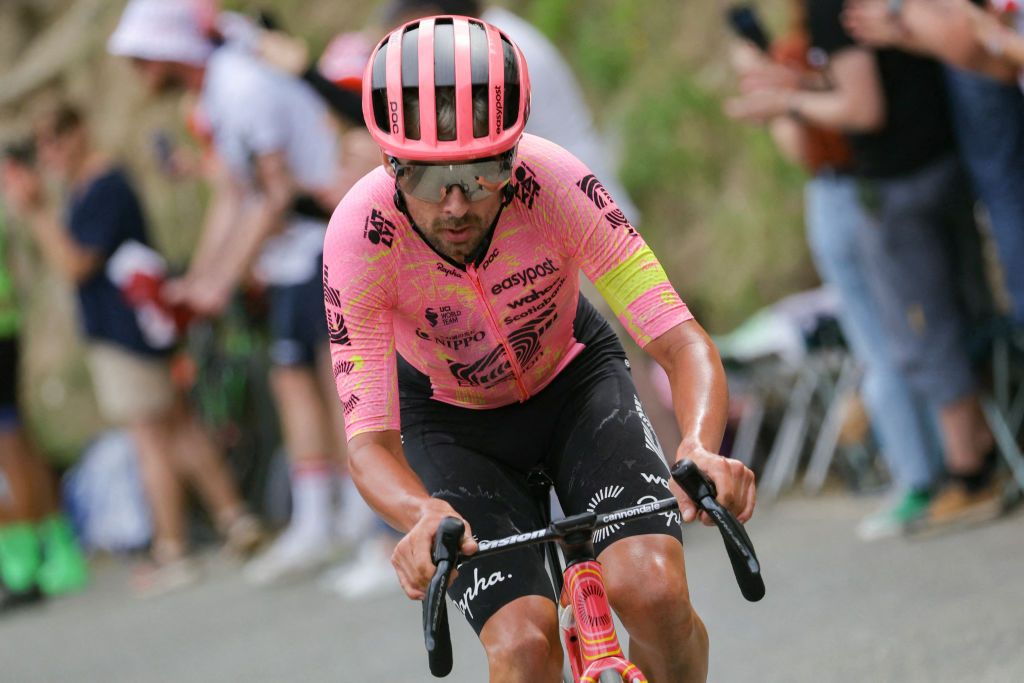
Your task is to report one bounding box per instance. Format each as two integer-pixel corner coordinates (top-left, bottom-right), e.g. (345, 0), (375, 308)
(393, 499), (478, 601)
(674, 449), (756, 526)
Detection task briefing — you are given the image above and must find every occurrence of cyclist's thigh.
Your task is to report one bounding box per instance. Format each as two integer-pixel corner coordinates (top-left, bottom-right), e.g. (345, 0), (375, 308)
(547, 352), (683, 556)
(402, 417), (555, 635)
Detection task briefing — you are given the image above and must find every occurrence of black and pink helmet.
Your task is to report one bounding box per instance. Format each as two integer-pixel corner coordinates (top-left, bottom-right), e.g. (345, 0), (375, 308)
(362, 15), (531, 162)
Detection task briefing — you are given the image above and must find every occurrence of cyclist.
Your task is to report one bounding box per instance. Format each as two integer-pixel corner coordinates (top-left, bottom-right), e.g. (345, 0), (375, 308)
(107, 0), (369, 585)
(325, 16), (756, 682)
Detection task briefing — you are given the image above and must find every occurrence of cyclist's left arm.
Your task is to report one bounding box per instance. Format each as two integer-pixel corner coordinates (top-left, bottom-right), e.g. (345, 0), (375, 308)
(645, 321), (756, 524)
(541, 143), (754, 523)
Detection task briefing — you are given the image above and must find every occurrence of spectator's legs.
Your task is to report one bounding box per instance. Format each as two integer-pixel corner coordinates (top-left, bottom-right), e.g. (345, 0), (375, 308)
(0, 428), (41, 521)
(806, 175), (944, 490)
(130, 414), (188, 563)
(270, 363), (337, 538)
(87, 343), (197, 593)
(938, 395), (994, 475)
(945, 68), (1024, 325)
(163, 400), (263, 554)
(243, 363), (339, 585)
(0, 427), (43, 594)
(805, 175), (943, 537)
(0, 340), (87, 597)
(856, 156), (1000, 525)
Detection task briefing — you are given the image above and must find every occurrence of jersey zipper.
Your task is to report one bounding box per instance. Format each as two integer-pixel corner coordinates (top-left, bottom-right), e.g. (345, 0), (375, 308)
(466, 263), (530, 401)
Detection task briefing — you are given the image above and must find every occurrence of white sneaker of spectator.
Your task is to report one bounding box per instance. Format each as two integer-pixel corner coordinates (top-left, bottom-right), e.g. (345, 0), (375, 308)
(243, 528), (337, 586)
(319, 537), (399, 600)
(133, 556), (202, 599)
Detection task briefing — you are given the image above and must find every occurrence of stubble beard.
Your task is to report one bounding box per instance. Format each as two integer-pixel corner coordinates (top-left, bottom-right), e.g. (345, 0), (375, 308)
(425, 214), (488, 264)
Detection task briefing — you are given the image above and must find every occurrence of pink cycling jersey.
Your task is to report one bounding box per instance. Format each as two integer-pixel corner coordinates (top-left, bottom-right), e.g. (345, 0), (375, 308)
(323, 134), (693, 438)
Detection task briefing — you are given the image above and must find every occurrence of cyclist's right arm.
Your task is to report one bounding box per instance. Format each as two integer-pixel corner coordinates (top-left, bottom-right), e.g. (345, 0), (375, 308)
(347, 430), (477, 600)
(323, 181), (476, 598)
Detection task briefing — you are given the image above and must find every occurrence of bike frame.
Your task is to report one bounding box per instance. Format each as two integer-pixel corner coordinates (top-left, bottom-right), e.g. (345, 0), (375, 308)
(561, 559), (646, 682)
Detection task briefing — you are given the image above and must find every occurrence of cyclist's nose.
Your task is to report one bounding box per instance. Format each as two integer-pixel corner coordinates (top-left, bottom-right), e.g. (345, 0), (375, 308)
(440, 185), (470, 217)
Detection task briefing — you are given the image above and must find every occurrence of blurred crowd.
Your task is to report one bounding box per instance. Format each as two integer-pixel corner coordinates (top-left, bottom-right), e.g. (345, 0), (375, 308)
(725, 0), (1024, 539)
(0, 0), (1021, 627)
(0, 0), (640, 611)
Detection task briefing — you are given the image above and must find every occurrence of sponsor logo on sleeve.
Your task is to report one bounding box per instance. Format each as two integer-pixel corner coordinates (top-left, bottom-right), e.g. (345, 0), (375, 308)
(424, 307), (439, 327)
(332, 355), (363, 378)
(576, 174), (638, 237)
(342, 393), (361, 415)
(513, 163), (541, 209)
(327, 311), (351, 346)
(363, 208), (396, 248)
(489, 257), (559, 295)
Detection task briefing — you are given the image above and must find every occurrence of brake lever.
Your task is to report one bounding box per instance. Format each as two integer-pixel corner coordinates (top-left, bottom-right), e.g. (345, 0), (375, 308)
(671, 459), (765, 602)
(423, 516), (465, 677)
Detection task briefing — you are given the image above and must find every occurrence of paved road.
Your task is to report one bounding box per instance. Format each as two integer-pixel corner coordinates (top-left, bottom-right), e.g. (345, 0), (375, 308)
(2, 494), (1022, 682)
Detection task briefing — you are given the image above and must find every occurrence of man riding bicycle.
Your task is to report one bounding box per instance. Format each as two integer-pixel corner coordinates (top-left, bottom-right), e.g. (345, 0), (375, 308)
(325, 16), (756, 682)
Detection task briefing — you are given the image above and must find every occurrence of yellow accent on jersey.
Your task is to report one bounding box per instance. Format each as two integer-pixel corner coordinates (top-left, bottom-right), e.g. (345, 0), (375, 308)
(594, 245), (672, 318)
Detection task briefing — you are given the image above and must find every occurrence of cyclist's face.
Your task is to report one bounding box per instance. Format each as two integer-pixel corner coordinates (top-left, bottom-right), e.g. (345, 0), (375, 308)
(397, 164), (503, 264)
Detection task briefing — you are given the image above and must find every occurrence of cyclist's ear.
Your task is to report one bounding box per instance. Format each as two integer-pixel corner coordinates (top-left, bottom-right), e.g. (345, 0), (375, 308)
(382, 150), (395, 176)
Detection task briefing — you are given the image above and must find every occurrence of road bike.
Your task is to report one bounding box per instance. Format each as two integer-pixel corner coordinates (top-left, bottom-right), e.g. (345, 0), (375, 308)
(423, 459), (765, 682)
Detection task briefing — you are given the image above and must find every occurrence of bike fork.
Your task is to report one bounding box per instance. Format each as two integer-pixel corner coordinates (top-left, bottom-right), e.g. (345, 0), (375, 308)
(559, 560), (648, 683)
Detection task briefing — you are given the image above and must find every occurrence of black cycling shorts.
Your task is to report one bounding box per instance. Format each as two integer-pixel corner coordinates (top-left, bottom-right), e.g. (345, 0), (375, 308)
(399, 297), (683, 634)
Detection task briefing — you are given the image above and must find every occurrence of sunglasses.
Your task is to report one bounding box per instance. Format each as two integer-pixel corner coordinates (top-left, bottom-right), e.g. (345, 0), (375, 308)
(390, 149), (516, 203)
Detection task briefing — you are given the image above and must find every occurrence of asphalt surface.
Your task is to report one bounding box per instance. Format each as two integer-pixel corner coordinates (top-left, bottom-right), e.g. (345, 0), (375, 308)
(1, 493), (1022, 683)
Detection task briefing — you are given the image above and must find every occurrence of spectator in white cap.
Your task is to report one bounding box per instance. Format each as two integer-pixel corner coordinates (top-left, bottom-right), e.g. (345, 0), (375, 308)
(109, 0), (359, 587)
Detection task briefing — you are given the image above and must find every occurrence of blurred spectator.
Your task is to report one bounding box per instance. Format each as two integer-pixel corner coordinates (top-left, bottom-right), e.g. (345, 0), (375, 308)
(843, 0), (1024, 326)
(0, 153), (89, 607)
(727, 0), (1002, 529)
(726, 2), (945, 539)
(1, 103), (261, 597)
(108, 0), (358, 588)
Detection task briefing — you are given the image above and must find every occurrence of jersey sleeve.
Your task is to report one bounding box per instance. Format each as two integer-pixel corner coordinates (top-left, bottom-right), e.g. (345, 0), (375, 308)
(322, 186), (400, 438)
(535, 140), (693, 347)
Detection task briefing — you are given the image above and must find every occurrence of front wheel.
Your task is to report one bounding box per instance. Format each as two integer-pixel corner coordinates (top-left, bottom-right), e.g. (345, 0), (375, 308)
(598, 670), (624, 683)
